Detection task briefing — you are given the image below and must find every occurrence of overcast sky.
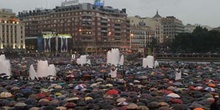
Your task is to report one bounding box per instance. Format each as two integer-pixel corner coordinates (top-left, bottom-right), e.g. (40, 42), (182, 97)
(0, 0), (219, 27)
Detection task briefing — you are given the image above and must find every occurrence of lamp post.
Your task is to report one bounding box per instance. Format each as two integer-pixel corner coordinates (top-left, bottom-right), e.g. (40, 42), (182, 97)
(130, 33), (134, 49)
(147, 35), (152, 55)
(108, 32), (111, 50)
(144, 31), (147, 58)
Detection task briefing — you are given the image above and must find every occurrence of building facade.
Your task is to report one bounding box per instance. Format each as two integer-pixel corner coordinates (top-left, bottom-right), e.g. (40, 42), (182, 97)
(130, 26), (153, 53)
(161, 16), (184, 42)
(128, 16), (163, 44)
(18, 2), (130, 53)
(0, 9), (25, 53)
(0, 8), (15, 18)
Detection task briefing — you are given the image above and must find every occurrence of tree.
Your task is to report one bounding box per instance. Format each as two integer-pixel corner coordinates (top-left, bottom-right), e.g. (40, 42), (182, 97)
(171, 26), (220, 53)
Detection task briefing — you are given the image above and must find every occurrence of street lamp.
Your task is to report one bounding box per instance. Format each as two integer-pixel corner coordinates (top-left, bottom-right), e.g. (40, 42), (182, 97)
(108, 32), (111, 49)
(130, 33), (134, 49)
(148, 35), (152, 55)
(144, 32), (147, 57)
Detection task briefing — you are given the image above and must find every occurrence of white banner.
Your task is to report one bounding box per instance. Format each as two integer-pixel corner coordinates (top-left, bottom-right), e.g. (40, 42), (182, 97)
(56, 36), (58, 51)
(65, 38), (68, 52)
(61, 37), (63, 52)
(48, 38), (51, 52)
(109, 69), (117, 78)
(175, 69), (182, 80)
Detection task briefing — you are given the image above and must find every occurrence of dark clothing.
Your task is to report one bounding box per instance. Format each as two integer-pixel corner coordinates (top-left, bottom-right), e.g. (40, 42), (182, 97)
(210, 101), (219, 110)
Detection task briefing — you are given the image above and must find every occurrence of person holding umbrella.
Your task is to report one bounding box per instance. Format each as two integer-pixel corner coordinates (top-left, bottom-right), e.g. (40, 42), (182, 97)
(210, 95), (220, 110)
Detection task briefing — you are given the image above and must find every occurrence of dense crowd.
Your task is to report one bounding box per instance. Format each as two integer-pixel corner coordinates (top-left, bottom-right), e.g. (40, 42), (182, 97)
(0, 54), (220, 110)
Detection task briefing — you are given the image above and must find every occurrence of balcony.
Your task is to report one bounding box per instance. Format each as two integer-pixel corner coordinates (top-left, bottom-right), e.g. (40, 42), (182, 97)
(115, 29), (121, 32)
(81, 34), (92, 37)
(82, 19), (92, 22)
(101, 30), (108, 33)
(100, 17), (108, 23)
(81, 37), (93, 42)
(81, 13), (92, 17)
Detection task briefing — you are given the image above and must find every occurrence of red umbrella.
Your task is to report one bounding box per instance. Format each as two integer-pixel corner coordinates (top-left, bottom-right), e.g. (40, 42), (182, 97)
(189, 86), (195, 90)
(66, 74), (74, 78)
(36, 93), (47, 99)
(170, 98), (183, 104)
(161, 90), (173, 95)
(106, 89), (119, 95)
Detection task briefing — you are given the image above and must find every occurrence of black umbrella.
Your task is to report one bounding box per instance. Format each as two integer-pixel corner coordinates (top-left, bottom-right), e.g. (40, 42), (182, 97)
(171, 104), (188, 110)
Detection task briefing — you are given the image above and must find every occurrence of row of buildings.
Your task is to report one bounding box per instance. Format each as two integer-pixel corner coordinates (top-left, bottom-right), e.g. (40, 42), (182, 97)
(0, 8), (25, 53)
(0, 0), (196, 54)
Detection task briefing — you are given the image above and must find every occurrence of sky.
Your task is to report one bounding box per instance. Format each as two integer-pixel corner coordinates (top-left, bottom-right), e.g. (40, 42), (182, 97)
(0, 0), (219, 28)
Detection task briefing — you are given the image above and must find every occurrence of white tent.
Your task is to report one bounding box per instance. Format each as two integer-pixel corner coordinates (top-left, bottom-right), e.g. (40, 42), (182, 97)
(0, 55), (11, 76)
(29, 65), (38, 80)
(142, 55), (154, 68)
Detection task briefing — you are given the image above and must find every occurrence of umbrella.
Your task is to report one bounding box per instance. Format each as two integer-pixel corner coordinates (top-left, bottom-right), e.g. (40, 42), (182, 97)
(54, 92), (62, 96)
(38, 99), (50, 106)
(171, 104), (188, 110)
(189, 102), (204, 108)
(90, 83), (98, 87)
(161, 90), (173, 95)
(15, 102), (27, 107)
(204, 87), (215, 92)
(116, 97), (126, 102)
(167, 86), (175, 91)
(137, 106), (149, 110)
(159, 102), (169, 106)
(87, 104), (100, 109)
(36, 93), (47, 99)
(65, 102), (76, 108)
(66, 74), (74, 78)
(206, 97), (215, 103)
(74, 84), (86, 90)
(29, 107), (40, 110)
(194, 86), (203, 91)
(56, 106), (67, 110)
(85, 96), (93, 101)
(138, 75), (148, 80)
(193, 108), (204, 110)
(54, 85), (62, 89)
(66, 97), (80, 101)
(208, 83), (215, 87)
(106, 83), (113, 87)
(126, 103), (138, 109)
(117, 101), (128, 106)
(21, 88), (32, 93)
(147, 102), (160, 108)
(170, 98), (183, 104)
(158, 106), (173, 110)
(96, 78), (104, 82)
(106, 89), (119, 95)
(134, 80), (140, 83)
(11, 86), (20, 91)
(173, 82), (183, 86)
(0, 92), (12, 98)
(167, 93), (180, 98)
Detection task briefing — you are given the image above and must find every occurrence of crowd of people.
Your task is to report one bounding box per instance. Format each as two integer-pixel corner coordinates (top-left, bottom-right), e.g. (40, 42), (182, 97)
(0, 53), (220, 110)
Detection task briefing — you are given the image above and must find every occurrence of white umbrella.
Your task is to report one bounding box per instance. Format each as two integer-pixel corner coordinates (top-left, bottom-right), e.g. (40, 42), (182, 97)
(204, 87), (215, 92)
(167, 93), (180, 98)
